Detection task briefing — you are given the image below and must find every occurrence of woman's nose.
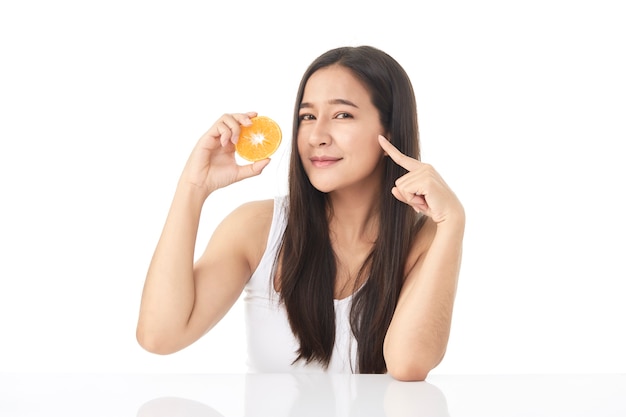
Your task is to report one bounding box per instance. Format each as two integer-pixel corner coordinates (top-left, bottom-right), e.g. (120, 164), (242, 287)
(308, 119), (332, 147)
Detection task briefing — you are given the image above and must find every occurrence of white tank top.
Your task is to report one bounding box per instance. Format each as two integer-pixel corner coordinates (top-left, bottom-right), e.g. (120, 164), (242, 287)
(243, 196), (358, 373)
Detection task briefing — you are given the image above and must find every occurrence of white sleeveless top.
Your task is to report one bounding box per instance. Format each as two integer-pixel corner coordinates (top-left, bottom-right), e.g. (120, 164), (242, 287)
(243, 196), (358, 373)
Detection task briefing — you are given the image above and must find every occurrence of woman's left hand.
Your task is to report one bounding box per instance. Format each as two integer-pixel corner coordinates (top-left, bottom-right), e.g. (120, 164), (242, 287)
(378, 135), (465, 227)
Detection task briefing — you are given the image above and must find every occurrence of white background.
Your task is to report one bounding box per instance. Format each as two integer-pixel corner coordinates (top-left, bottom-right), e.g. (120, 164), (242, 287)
(1, 0), (624, 375)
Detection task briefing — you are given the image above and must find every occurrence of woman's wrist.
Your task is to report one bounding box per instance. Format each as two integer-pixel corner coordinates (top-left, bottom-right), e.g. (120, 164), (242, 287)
(174, 180), (211, 208)
(434, 206), (465, 236)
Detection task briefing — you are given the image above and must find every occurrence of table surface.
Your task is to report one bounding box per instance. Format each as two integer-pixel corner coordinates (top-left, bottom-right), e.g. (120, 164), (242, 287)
(1, 373), (625, 417)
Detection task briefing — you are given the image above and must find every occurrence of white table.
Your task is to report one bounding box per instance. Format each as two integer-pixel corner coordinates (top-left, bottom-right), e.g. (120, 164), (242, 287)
(1, 373), (624, 416)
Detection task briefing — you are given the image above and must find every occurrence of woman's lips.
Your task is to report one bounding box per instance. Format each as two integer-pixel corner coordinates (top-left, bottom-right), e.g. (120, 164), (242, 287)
(310, 156), (341, 168)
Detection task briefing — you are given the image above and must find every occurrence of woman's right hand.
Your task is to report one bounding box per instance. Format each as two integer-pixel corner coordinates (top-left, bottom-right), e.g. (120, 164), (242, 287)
(179, 111), (271, 197)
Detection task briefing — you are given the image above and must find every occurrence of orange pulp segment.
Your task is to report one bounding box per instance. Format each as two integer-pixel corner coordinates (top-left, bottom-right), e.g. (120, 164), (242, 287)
(235, 116), (282, 162)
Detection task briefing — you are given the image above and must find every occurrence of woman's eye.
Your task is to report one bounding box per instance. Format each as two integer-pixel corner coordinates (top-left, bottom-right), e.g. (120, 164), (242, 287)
(299, 114), (315, 121)
(335, 112), (352, 119)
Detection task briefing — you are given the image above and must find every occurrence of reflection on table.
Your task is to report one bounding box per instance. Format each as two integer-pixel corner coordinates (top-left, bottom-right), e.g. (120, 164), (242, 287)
(1, 373), (625, 416)
(137, 373), (449, 417)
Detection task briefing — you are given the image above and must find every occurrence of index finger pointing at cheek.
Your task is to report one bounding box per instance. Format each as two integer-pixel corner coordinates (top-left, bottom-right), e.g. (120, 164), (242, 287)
(378, 135), (421, 171)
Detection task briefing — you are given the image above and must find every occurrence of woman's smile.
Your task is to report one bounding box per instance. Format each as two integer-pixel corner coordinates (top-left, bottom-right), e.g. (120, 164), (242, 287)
(310, 155), (342, 168)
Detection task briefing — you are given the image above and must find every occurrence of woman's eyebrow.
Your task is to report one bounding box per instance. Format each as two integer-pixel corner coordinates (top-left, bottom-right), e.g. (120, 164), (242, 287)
(299, 98), (359, 109)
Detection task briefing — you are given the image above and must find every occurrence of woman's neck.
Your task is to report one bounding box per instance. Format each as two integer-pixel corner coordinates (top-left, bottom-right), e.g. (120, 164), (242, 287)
(326, 188), (380, 299)
(327, 187), (380, 245)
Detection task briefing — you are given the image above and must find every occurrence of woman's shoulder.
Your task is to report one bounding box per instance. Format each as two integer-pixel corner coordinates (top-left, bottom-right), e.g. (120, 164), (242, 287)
(219, 199), (274, 271)
(233, 198), (275, 214)
(232, 196), (288, 223)
(225, 197), (284, 261)
(226, 198), (276, 231)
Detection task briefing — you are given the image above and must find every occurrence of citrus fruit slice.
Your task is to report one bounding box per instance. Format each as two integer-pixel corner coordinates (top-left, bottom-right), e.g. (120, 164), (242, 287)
(235, 116), (282, 161)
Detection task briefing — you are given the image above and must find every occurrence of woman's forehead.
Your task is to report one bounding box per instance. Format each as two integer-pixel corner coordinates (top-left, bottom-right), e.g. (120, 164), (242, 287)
(301, 66), (371, 107)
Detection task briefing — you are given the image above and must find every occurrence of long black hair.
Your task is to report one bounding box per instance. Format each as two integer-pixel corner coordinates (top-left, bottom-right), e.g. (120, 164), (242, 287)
(277, 45), (422, 373)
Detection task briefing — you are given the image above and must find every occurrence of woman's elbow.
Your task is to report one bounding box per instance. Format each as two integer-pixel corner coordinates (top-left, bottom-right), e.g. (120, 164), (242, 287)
(136, 326), (180, 355)
(386, 361), (431, 382)
(384, 348), (444, 381)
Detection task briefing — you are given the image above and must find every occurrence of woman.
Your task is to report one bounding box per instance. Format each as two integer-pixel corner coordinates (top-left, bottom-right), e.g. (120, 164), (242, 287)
(136, 45), (465, 381)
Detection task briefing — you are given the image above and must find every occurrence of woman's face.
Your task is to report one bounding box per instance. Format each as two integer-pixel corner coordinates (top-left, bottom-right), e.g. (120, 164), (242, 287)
(297, 65), (386, 194)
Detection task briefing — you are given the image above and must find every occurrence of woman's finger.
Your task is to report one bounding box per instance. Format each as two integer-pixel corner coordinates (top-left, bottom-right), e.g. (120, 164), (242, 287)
(229, 112), (258, 144)
(215, 121), (234, 147)
(213, 113), (258, 146)
(378, 135), (421, 171)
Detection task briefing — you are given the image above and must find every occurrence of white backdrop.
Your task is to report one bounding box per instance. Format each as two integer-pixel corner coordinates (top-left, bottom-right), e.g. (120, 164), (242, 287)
(1, 0), (624, 375)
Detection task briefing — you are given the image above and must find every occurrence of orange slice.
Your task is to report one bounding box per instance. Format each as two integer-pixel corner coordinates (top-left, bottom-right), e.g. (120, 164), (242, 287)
(235, 116), (282, 161)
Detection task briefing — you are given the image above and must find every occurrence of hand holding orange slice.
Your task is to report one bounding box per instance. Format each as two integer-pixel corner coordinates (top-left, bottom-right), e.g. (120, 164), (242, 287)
(235, 116), (282, 162)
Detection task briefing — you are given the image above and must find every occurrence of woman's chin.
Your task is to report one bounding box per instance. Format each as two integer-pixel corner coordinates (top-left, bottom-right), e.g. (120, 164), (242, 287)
(309, 182), (336, 194)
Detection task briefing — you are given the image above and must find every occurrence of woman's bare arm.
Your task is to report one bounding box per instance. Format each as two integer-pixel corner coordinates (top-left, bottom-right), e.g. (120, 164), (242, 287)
(136, 112), (271, 354)
(378, 135), (465, 381)
(384, 217), (464, 381)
